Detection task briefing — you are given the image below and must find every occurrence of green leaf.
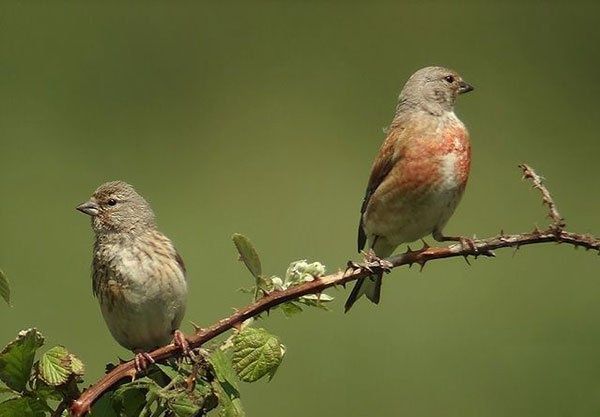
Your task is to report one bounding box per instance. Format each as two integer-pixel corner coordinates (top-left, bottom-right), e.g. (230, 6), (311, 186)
(209, 350), (238, 390)
(167, 396), (200, 417)
(38, 346), (71, 386)
(218, 394), (245, 417)
(0, 397), (47, 417)
(299, 293), (335, 310)
(0, 270), (9, 306)
(231, 328), (284, 382)
(88, 392), (118, 417)
(38, 346), (85, 387)
(212, 379), (244, 417)
(0, 329), (44, 392)
(280, 302), (303, 317)
(0, 384), (18, 403)
(155, 363), (180, 382)
(208, 350), (244, 417)
(0, 386), (16, 395)
(112, 386), (147, 417)
(113, 378), (160, 401)
(33, 380), (63, 403)
(69, 352), (85, 377)
(232, 234), (262, 278)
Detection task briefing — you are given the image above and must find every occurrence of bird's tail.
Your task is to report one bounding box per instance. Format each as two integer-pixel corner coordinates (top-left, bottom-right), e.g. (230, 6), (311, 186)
(344, 275), (382, 312)
(344, 238), (394, 313)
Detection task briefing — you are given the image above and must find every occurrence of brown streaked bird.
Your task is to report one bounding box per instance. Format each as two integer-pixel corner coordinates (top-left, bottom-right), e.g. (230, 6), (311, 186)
(345, 66), (474, 312)
(77, 181), (189, 371)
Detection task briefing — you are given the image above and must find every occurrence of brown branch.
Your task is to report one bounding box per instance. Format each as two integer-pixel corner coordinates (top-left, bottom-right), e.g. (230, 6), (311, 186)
(70, 165), (599, 416)
(519, 163), (566, 230)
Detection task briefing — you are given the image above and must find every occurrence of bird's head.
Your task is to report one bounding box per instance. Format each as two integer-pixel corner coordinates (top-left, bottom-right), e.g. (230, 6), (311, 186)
(399, 66), (473, 115)
(76, 181), (156, 235)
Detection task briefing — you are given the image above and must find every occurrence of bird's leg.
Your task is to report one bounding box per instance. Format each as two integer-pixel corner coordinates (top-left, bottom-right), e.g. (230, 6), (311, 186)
(432, 230), (478, 253)
(361, 249), (393, 273)
(133, 350), (155, 373)
(172, 329), (191, 356)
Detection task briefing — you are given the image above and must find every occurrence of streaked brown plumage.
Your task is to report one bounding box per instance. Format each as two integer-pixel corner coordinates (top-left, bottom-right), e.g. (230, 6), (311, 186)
(77, 181), (188, 370)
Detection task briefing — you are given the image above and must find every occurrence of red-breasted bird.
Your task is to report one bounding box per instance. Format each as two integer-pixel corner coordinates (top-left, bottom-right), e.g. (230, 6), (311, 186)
(77, 181), (189, 371)
(345, 66), (474, 312)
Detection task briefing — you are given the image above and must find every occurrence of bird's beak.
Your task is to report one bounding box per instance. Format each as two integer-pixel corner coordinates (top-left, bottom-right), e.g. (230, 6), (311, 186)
(458, 81), (474, 94)
(76, 200), (100, 216)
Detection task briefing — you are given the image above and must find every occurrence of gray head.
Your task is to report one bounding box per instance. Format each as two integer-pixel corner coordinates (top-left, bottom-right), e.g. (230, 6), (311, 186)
(397, 66), (473, 116)
(76, 181), (156, 235)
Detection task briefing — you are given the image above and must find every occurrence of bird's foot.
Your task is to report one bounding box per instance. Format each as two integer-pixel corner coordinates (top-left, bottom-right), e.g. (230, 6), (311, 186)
(361, 249), (393, 273)
(172, 329), (191, 356)
(456, 237), (478, 253)
(433, 231), (478, 254)
(345, 260), (363, 273)
(133, 351), (155, 373)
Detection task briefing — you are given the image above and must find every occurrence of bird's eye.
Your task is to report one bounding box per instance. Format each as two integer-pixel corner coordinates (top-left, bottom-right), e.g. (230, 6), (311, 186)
(444, 75), (455, 83)
(107, 199), (117, 206)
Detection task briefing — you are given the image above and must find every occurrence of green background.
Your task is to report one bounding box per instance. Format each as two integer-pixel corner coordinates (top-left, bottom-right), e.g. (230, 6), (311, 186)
(1, 2), (599, 416)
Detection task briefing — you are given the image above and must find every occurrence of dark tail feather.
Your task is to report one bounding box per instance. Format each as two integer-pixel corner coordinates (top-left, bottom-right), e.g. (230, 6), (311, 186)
(344, 277), (365, 313)
(344, 275), (382, 313)
(365, 275), (382, 304)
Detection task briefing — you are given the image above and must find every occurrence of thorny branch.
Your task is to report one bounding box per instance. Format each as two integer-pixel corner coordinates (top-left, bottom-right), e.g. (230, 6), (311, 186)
(519, 164), (566, 231)
(70, 164), (599, 416)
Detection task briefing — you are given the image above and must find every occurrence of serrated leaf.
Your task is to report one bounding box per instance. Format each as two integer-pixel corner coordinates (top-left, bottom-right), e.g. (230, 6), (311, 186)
(38, 346), (85, 387)
(0, 270), (9, 306)
(231, 328), (284, 382)
(69, 352), (85, 376)
(38, 346), (71, 386)
(167, 396), (201, 417)
(0, 329), (44, 392)
(232, 234), (262, 278)
(0, 397), (47, 417)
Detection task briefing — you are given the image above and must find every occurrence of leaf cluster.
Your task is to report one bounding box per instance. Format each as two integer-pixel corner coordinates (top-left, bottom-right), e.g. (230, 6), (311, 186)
(0, 329), (84, 417)
(0, 234), (330, 416)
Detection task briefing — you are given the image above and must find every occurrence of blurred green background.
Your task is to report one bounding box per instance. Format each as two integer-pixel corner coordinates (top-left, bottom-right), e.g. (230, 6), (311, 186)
(1, 1), (599, 416)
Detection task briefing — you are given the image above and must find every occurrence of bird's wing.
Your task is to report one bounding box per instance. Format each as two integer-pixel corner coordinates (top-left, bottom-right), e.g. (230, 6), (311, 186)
(357, 128), (405, 251)
(175, 251), (187, 275)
